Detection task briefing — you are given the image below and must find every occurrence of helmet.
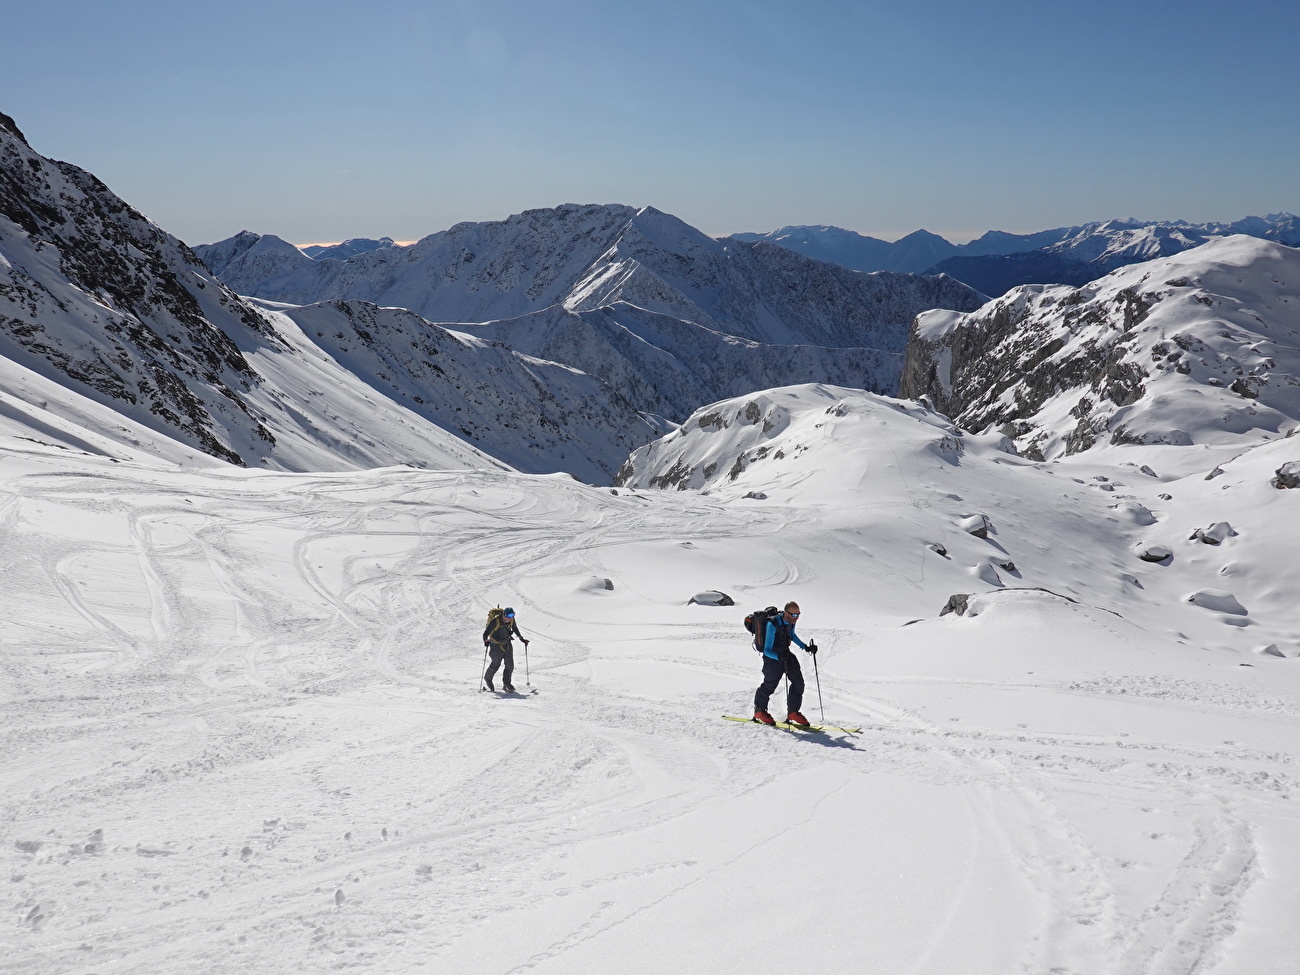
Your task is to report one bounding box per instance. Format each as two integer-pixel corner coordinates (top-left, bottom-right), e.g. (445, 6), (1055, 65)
(504, 607), (515, 617)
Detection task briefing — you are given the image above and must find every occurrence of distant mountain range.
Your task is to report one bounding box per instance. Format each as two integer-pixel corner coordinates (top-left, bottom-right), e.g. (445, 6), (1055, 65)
(732, 215), (1300, 295)
(300, 237), (397, 260)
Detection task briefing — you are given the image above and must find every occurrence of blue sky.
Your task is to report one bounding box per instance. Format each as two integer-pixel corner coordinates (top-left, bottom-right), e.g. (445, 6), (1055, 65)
(5, 0), (1297, 245)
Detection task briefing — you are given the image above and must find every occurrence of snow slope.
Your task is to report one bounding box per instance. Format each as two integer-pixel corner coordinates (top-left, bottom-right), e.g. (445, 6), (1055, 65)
(3, 383), (1298, 973)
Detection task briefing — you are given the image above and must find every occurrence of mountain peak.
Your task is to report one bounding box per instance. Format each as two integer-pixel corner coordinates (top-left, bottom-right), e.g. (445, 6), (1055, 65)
(0, 111), (27, 144)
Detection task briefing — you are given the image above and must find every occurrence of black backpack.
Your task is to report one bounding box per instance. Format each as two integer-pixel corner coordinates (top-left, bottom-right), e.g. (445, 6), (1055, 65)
(743, 606), (778, 652)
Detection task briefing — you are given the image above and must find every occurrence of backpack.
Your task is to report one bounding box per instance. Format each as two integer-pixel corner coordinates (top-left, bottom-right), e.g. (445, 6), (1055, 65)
(485, 607), (511, 643)
(743, 606), (779, 652)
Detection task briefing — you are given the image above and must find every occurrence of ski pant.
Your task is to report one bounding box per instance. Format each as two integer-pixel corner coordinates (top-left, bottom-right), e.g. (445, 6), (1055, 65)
(754, 651), (803, 715)
(485, 641), (514, 686)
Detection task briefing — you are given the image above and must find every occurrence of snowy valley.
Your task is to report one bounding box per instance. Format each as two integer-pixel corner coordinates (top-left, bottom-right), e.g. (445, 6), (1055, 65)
(3, 107), (1300, 975)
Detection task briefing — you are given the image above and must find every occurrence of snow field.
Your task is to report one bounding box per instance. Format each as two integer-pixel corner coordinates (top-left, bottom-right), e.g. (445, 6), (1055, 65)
(2, 406), (1299, 973)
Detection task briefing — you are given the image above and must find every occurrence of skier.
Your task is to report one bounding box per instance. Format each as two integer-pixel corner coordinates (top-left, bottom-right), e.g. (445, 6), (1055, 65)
(753, 601), (817, 727)
(483, 606), (528, 693)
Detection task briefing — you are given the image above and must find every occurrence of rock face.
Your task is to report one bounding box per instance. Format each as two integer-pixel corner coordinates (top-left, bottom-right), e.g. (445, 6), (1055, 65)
(0, 116), (282, 464)
(196, 206), (988, 419)
(900, 236), (1300, 461)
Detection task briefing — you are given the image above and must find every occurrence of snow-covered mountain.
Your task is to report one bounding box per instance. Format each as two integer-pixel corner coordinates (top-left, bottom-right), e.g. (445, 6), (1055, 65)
(729, 225), (959, 274)
(900, 235), (1300, 461)
(250, 298), (662, 482)
(0, 119), (659, 481)
(195, 206), (988, 417)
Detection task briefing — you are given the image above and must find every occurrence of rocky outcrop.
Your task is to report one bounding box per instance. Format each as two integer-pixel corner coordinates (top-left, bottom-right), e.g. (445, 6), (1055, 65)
(901, 237), (1300, 460)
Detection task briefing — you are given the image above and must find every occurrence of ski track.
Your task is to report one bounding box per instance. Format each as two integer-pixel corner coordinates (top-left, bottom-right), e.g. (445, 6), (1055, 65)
(2, 466), (1296, 974)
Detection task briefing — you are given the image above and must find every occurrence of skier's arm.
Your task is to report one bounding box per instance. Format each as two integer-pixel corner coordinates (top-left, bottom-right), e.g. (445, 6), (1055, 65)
(763, 621), (777, 654)
(790, 627), (807, 650)
(512, 620), (527, 643)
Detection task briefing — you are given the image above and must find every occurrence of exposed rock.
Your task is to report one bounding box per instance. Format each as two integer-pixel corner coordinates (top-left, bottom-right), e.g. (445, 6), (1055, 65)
(959, 514), (991, 538)
(1189, 522), (1237, 545)
(577, 576), (615, 592)
(1272, 461), (1300, 489)
(688, 590), (734, 606)
(940, 593), (972, 617)
(1137, 545), (1173, 564)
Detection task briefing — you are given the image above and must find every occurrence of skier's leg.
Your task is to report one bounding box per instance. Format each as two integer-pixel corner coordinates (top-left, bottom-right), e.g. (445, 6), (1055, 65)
(785, 653), (805, 714)
(502, 643), (515, 688)
(754, 655), (785, 712)
(485, 645), (503, 681)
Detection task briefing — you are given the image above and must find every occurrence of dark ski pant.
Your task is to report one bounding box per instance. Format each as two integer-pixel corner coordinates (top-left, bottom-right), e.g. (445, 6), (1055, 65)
(485, 641), (514, 686)
(754, 651), (803, 715)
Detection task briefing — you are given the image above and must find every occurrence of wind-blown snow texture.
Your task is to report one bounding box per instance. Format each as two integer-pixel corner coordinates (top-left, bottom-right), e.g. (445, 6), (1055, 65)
(4, 385), (1298, 974)
(901, 236), (1300, 462)
(195, 206), (988, 418)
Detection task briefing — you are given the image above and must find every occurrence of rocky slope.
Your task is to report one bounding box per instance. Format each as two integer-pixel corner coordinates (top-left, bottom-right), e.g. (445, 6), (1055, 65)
(0, 117), (659, 480)
(899, 235), (1300, 461)
(0, 112), (284, 465)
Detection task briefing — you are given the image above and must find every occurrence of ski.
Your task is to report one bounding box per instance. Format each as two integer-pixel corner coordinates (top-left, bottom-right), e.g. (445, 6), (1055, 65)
(722, 715), (860, 734)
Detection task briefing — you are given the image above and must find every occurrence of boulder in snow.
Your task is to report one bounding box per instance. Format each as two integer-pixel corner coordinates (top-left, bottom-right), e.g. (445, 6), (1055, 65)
(577, 576), (615, 592)
(1137, 544), (1173, 563)
(1185, 588), (1247, 615)
(973, 561), (1004, 586)
(940, 593), (973, 617)
(688, 590), (734, 606)
(959, 514), (991, 538)
(1189, 522), (1237, 545)
(1272, 461), (1300, 489)
(1109, 501), (1157, 526)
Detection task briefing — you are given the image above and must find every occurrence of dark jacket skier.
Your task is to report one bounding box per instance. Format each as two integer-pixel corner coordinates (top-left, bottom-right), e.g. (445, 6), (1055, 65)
(483, 607), (528, 693)
(754, 601), (817, 726)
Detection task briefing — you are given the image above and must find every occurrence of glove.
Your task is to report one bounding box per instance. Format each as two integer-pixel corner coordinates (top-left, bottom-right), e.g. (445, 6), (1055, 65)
(524, 639), (531, 646)
(806, 641), (818, 655)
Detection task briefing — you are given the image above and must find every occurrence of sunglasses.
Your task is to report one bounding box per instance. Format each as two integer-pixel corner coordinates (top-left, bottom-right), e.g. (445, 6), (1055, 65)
(785, 611), (800, 617)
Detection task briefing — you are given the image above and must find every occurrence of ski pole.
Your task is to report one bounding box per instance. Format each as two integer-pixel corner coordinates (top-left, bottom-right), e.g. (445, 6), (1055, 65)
(812, 647), (824, 723)
(478, 643), (489, 692)
(524, 640), (531, 687)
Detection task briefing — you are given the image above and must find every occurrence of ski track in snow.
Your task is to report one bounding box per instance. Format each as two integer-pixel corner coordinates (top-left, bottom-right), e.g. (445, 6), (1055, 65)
(2, 457), (1298, 974)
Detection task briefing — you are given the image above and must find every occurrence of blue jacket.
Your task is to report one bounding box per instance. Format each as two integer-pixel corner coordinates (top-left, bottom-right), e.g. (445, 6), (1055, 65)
(762, 617), (806, 660)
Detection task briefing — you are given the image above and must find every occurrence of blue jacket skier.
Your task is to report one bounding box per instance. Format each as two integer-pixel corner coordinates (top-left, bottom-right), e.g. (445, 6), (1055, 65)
(754, 601), (817, 727)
